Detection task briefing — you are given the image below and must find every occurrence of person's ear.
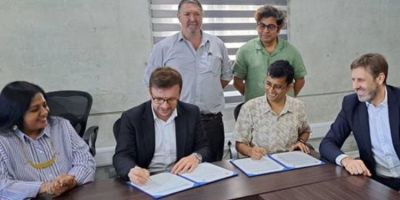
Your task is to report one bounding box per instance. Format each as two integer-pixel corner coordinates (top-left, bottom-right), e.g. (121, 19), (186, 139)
(377, 73), (385, 84)
(148, 88), (153, 99)
(287, 82), (294, 90)
(277, 23), (284, 33)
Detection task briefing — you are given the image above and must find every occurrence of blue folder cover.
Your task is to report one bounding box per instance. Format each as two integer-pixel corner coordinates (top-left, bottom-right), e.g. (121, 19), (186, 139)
(127, 162), (237, 199)
(230, 151), (325, 177)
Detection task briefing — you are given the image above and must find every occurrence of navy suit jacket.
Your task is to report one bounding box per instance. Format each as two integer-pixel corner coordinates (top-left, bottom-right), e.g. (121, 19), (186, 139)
(113, 101), (210, 180)
(320, 85), (400, 175)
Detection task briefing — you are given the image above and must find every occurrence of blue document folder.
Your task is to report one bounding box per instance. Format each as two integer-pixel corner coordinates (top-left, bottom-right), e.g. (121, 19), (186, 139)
(127, 162), (237, 199)
(231, 151), (325, 177)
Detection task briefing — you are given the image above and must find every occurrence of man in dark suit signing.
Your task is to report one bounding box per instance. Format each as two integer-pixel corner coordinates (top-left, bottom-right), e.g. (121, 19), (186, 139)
(113, 67), (209, 184)
(320, 53), (400, 190)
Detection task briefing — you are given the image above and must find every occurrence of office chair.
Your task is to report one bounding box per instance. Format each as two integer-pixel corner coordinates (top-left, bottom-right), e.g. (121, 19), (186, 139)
(113, 118), (121, 140)
(228, 102), (245, 159)
(46, 90), (98, 156)
(233, 102), (244, 121)
(108, 117), (121, 178)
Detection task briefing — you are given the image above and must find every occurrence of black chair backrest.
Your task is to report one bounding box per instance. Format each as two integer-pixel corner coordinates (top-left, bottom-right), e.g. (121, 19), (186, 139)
(46, 90), (93, 137)
(233, 102), (244, 121)
(113, 118), (121, 140)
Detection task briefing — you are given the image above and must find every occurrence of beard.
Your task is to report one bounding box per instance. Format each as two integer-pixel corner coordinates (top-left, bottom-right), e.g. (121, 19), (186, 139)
(186, 24), (200, 35)
(356, 88), (377, 103)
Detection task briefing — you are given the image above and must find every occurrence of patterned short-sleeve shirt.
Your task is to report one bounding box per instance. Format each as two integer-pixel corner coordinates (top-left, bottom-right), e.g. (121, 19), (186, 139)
(234, 95), (311, 153)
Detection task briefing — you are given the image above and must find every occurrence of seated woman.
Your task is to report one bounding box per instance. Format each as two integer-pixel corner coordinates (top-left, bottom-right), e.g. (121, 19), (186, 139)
(234, 60), (311, 159)
(0, 81), (95, 199)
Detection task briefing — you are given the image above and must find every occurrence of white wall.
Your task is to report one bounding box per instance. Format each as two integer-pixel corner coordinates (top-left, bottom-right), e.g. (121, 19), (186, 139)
(0, 0), (152, 158)
(289, 0), (400, 122)
(1, 0), (400, 166)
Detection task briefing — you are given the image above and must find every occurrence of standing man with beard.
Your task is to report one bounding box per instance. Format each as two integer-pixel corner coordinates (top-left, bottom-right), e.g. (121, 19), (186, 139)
(144, 0), (232, 162)
(320, 53), (400, 190)
(233, 5), (307, 101)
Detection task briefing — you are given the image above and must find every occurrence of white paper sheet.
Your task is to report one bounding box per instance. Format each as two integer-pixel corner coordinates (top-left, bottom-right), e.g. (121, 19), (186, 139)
(232, 157), (285, 175)
(270, 151), (322, 168)
(129, 172), (194, 198)
(180, 162), (236, 183)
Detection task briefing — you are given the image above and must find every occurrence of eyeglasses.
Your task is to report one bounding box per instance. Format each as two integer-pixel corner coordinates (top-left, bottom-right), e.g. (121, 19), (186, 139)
(152, 96), (178, 105)
(265, 81), (287, 92)
(257, 22), (278, 31)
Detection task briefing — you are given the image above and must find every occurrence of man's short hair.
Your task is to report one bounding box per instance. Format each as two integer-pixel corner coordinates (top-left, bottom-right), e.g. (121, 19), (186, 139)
(267, 60), (294, 85)
(255, 5), (285, 28)
(149, 67), (183, 92)
(178, 0), (203, 13)
(350, 53), (388, 84)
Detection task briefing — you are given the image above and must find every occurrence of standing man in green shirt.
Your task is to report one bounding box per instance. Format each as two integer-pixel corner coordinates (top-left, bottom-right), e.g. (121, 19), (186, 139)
(233, 5), (307, 101)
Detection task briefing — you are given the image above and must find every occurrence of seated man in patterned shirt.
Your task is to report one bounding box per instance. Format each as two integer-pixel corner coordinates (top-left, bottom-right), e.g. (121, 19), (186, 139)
(234, 60), (311, 159)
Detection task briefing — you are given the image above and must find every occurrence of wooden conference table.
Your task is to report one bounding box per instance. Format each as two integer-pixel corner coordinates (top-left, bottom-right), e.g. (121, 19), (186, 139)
(258, 175), (400, 200)
(55, 161), (400, 200)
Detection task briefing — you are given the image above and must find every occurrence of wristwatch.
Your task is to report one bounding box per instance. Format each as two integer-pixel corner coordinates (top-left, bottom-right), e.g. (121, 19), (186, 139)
(192, 152), (203, 163)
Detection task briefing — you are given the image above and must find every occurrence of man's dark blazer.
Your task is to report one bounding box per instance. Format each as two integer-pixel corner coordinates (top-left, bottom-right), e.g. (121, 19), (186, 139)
(319, 85), (400, 175)
(113, 100), (210, 180)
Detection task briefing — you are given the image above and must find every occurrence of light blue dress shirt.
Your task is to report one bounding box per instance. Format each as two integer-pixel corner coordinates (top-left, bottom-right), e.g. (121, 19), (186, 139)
(144, 31), (233, 114)
(367, 88), (400, 177)
(0, 117), (96, 199)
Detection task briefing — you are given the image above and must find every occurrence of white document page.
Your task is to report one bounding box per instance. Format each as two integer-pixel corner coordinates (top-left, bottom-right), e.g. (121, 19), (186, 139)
(180, 162), (235, 183)
(129, 172), (194, 197)
(270, 151), (322, 168)
(232, 157), (285, 175)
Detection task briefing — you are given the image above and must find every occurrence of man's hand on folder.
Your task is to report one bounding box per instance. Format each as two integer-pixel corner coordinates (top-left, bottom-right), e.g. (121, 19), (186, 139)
(129, 166), (150, 185)
(171, 154), (200, 174)
(250, 147), (267, 160)
(289, 141), (310, 154)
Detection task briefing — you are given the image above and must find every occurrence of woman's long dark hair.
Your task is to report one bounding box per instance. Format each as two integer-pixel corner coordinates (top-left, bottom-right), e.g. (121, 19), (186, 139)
(0, 81), (48, 132)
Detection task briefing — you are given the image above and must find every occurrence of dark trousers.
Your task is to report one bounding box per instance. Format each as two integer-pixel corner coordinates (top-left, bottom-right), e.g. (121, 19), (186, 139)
(373, 175), (400, 190)
(200, 112), (224, 162)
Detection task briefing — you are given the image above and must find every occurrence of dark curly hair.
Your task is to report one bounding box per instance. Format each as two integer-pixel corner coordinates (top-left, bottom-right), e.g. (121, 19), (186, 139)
(255, 5), (285, 29)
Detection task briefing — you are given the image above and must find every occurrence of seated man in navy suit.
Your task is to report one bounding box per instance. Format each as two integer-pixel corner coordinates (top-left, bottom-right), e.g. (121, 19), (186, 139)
(320, 53), (400, 190)
(113, 67), (209, 185)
